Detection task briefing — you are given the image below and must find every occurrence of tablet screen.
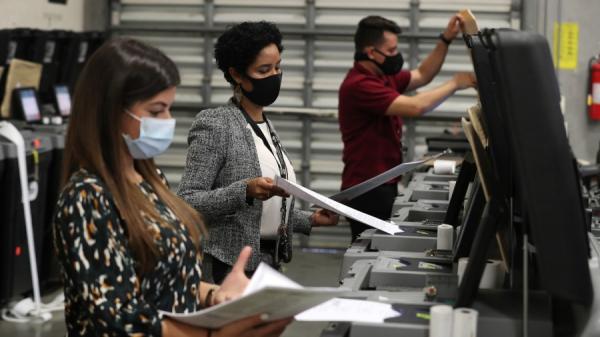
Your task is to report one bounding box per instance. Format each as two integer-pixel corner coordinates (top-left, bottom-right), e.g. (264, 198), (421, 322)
(54, 85), (71, 116)
(19, 89), (41, 122)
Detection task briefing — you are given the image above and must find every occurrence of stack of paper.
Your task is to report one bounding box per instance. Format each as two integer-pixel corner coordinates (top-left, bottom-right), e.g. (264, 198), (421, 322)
(161, 263), (344, 329)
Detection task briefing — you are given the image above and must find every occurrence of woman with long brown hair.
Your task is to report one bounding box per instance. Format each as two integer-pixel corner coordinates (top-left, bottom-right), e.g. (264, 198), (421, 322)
(53, 37), (291, 336)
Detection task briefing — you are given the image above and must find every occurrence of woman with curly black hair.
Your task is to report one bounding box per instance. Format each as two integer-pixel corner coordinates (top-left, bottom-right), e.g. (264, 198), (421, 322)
(178, 21), (338, 284)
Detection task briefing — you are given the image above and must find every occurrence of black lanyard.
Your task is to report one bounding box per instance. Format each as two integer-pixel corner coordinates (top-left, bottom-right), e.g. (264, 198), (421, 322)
(237, 102), (290, 233)
(238, 104), (288, 180)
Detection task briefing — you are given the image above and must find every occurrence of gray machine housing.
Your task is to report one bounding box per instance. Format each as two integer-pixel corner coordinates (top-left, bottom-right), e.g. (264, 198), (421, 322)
(339, 237), (452, 281)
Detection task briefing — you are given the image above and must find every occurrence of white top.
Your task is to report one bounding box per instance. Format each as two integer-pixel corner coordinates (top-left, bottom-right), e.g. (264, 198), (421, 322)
(248, 122), (296, 239)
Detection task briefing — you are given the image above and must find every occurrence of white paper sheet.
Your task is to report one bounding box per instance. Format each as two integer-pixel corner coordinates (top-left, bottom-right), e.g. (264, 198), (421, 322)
(295, 298), (401, 323)
(330, 150), (450, 202)
(243, 263), (302, 296)
(275, 177), (403, 235)
(160, 263), (344, 329)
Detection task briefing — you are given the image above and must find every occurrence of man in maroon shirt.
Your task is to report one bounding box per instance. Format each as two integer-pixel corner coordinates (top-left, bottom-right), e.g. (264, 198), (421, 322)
(339, 15), (477, 241)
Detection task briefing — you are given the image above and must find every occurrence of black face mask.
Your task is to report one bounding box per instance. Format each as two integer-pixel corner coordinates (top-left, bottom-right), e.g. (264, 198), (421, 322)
(355, 49), (404, 75)
(241, 72), (282, 107)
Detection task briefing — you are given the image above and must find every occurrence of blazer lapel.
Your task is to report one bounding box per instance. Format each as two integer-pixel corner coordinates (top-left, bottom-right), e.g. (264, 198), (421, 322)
(228, 100), (262, 177)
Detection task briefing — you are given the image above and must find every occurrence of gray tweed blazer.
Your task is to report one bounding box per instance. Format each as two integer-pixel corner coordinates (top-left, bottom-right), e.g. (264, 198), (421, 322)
(177, 101), (312, 271)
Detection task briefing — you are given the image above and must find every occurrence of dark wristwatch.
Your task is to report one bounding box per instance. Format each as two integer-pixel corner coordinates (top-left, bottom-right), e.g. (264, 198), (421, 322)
(438, 33), (452, 45)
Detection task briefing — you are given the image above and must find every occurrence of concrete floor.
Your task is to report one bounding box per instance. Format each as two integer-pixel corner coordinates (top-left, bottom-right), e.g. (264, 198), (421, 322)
(0, 247), (345, 337)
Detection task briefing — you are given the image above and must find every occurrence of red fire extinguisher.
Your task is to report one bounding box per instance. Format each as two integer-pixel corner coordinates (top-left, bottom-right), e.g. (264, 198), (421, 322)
(589, 54), (600, 121)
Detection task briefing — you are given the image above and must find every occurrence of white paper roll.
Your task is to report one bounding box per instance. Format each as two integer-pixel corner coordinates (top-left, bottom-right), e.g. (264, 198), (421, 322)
(434, 160), (456, 175)
(457, 257), (469, 285)
(479, 260), (502, 289)
(452, 307), (478, 337)
(429, 305), (453, 337)
(437, 224), (454, 250)
(448, 180), (456, 200)
(457, 258), (502, 289)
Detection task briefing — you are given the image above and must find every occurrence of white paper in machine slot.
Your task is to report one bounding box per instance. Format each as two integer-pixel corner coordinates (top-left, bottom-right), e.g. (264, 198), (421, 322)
(274, 176), (403, 235)
(329, 149), (451, 202)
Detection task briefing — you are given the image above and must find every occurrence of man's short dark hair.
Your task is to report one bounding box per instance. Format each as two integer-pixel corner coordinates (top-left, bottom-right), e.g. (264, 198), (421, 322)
(215, 21), (284, 85)
(354, 16), (402, 51)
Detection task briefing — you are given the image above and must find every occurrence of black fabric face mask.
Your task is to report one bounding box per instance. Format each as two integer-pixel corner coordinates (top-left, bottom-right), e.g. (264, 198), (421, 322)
(373, 49), (404, 75)
(241, 72), (283, 107)
(355, 49), (404, 75)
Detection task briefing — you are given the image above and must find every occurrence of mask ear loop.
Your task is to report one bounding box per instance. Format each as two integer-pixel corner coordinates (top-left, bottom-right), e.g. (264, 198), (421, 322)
(373, 48), (386, 58)
(367, 48), (379, 61)
(125, 110), (142, 122)
(122, 110), (142, 142)
(367, 48), (385, 68)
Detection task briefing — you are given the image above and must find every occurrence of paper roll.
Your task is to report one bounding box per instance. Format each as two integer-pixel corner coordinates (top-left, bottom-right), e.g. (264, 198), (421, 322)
(457, 257), (469, 285)
(448, 180), (456, 200)
(457, 258), (502, 289)
(452, 308), (478, 337)
(479, 260), (502, 289)
(434, 160), (456, 175)
(437, 224), (454, 250)
(429, 305), (453, 337)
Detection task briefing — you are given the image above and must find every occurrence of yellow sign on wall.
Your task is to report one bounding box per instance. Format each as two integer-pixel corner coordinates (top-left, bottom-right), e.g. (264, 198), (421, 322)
(553, 22), (579, 70)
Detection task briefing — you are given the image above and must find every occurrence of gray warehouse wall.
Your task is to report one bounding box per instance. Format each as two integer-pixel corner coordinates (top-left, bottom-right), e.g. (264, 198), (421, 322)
(2, 0), (597, 160)
(523, 0), (600, 162)
(0, 0), (107, 31)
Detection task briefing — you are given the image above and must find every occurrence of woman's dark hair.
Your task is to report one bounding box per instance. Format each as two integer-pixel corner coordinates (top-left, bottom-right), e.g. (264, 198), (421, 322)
(354, 16), (402, 51)
(63, 38), (204, 273)
(215, 21), (284, 85)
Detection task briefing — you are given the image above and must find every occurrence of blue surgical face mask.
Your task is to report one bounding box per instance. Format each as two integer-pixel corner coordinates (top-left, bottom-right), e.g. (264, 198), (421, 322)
(122, 110), (176, 159)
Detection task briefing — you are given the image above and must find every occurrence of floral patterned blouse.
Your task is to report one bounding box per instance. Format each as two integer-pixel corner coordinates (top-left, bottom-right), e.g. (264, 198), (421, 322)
(53, 169), (202, 336)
